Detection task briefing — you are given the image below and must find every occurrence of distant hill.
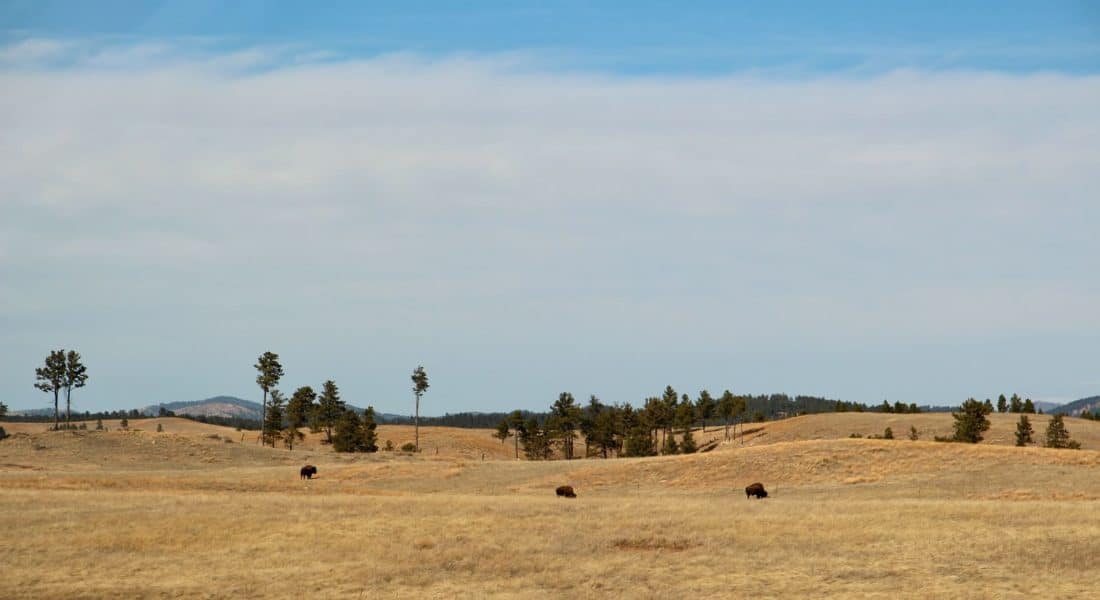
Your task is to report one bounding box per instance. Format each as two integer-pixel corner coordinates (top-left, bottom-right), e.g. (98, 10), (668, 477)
(142, 396), (263, 420)
(1052, 395), (1100, 416)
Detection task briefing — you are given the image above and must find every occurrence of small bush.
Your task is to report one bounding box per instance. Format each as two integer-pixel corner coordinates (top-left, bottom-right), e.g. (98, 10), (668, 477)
(908, 426), (919, 441)
(400, 442), (417, 452)
(849, 433), (862, 438)
(0, 426), (7, 440)
(883, 427), (894, 440)
(384, 440), (395, 451)
(156, 423), (164, 433)
(78, 423), (88, 430)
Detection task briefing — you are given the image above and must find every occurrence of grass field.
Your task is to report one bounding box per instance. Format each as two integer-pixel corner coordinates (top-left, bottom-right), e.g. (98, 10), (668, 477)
(3, 414), (1100, 598)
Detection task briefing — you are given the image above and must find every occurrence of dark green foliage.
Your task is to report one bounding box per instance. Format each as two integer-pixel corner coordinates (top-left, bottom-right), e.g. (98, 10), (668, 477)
(849, 433), (862, 438)
(1009, 393), (1023, 413)
(581, 396), (620, 458)
(909, 425), (919, 441)
(316, 380), (345, 444)
(0, 400), (6, 417)
(982, 398), (994, 414)
(1022, 398), (1035, 414)
(661, 432), (679, 455)
(35, 349), (66, 430)
(284, 386), (314, 450)
(120, 417), (129, 429)
(520, 418), (553, 460)
(411, 365), (430, 452)
(880, 400), (893, 413)
(384, 440), (394, 451)
(156, 423), (163, 433)
(549, 392), (581, 459)
(695, 390), (715, 432)
(951, 398), (992, 443)
(1014, 415), (1034, 446)
(332, 408), (378, 453)
(680, 427), (697, 453)
(508, 410), (526, 459)
(494, 418), (512, 444)
(253, 352), (284, 443)
(262, 390), (285, 447)
(0, 426), (7, 440)
(63, 350), (88, 428)
(95, 418), (103, 430)
(1044, 414), (1080, 449)
(400, 442), (417, 452)
(997, 394), (1008, 413)
(752, 411), (765, 422)
(883, 427), (894, 440)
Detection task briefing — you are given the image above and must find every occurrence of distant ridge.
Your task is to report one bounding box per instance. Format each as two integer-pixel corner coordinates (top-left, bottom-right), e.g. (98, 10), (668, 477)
(1052, 395), (1100, 416)
(142, 396), (262, 420)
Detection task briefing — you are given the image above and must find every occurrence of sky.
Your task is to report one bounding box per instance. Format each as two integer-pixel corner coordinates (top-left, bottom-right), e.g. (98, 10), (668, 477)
(1, 2), (1098, 415)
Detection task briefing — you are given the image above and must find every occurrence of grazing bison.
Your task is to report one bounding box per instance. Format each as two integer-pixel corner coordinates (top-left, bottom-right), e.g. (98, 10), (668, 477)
(300, 465), (318, 480)
(555, 485), (577, 498)
(745, 482), (768, 499)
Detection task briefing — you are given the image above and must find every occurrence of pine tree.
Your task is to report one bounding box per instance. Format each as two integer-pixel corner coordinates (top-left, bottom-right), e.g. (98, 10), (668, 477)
(997, 394), (1008, 413)
(1014, 415), (1034, 446)
(680, 426), (697, 453)
(263, 390), (286, 447)
(494, 418), (512, 445)
(1044, 414), (1079, 449)
(550, 392), (581, 459)
(95, 418), (104, 431)
(883, 427), (894, 440)
(361, 406), (379, 452)
(908, 425), (919, 441)
(332, 409), (364, 452)
(34, 349), (66, 430)
(951, 398), (992, 443)
(411, 365), (430, 452)
(661, 432), (679, 455)
(1009, 393), (1022, 413)
(695, 390), (715, 432)
(120, 417), (129, 429)
(508, 410), (525, 459)
(675, 400), (696, 453)
(1022, 398), (1036, 414)
(717, 390), (738, 441)
(254, 352), (284, 445)
(62, 350), (88, 428)
(316, 380), (345, 444)
(284, 386), (314, 450)
(156, 423), (164, 433)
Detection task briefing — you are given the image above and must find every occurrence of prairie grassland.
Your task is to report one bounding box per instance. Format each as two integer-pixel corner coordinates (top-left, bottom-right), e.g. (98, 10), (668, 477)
(3, 415), (1100, 598)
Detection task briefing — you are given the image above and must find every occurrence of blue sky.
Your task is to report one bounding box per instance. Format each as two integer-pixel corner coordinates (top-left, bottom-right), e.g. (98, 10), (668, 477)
(1, 2), (1098, 414)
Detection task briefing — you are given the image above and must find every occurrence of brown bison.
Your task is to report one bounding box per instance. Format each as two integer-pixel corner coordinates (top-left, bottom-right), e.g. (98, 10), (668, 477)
(745, 482), (768, 499)
(300, 465), (318, 480)
(555, 485), (577, 498)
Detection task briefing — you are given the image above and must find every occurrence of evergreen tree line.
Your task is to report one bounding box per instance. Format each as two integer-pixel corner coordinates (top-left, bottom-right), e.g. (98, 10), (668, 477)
(993, 393), (1038, 414)
(494, 387), (867, 460)
(941, 398), (1081, 449)
(253, 352), (383, 453)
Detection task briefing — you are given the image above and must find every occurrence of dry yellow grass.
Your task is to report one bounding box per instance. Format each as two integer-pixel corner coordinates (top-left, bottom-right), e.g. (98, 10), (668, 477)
(3, 413), (1100, 598)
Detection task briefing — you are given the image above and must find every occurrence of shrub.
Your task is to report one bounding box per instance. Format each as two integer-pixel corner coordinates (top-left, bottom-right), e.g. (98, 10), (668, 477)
(1014, 415), (1034, 446)
(908, 426), (919, 441)
(883, 427), (894, 440)
(156, 423), (164, 433)
(0, 426), (7, 440)
(400, 442), (417, 452)
(384, 440), (395, 451)
(120, 418), (129, 429)
(78, 423), (88, 430)
(1045, 415), (1080, 449)
(849, 433), (862, 438)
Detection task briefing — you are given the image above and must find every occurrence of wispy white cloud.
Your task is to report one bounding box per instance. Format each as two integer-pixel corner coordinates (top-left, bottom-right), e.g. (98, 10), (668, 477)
(1, 39), (1098, 411)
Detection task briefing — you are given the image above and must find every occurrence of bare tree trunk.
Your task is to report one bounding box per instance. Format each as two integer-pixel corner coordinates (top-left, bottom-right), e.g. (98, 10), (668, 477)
(414, 393), (420, 452)
(513, 428), (519, 459)
(65, 388), (71, 428)
(53, 390), (59, 430)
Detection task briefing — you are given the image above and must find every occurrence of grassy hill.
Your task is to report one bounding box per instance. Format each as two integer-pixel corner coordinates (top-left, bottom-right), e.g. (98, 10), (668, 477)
(4, 413), (1100, 598)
